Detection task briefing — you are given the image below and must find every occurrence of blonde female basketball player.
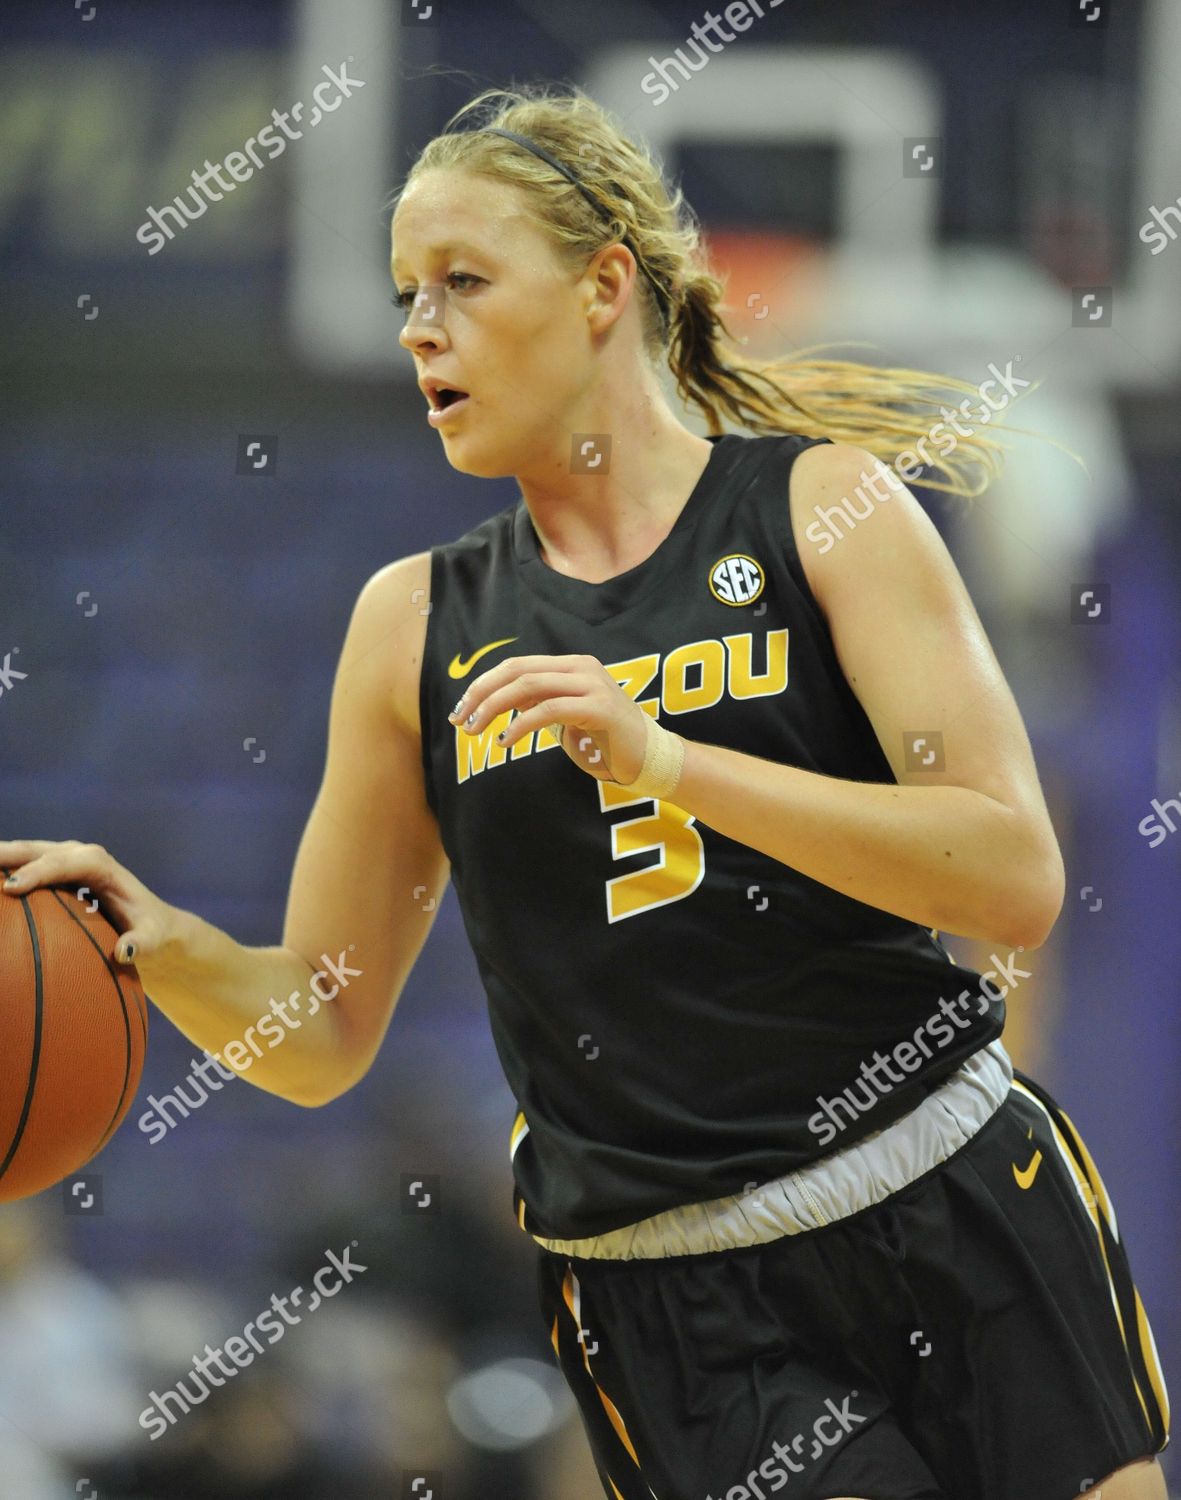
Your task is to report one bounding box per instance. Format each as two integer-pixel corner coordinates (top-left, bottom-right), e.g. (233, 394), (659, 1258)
(1, 84), (1169, 1499)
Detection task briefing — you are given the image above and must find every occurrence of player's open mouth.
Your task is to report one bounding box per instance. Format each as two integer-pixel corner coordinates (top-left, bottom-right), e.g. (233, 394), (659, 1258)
(427, 388), (471, 426)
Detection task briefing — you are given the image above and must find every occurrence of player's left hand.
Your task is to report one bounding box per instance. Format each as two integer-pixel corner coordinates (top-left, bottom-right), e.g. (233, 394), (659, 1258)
(447, 654), (651, 784)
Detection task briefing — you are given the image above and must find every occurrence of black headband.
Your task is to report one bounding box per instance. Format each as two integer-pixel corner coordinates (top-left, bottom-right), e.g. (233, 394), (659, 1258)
(483, 126), (672, 337)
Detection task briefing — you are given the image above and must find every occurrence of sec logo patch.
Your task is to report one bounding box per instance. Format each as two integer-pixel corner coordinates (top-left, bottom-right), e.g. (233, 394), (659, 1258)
(709, 553), (765, 606)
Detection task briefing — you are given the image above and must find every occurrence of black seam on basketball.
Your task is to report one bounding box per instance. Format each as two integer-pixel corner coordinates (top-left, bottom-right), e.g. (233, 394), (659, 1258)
(131, 983), (148, 1044)
(0, 893), (44, 1185)
(133, 978), (148, 1045)
(50, 888), (135, 1159)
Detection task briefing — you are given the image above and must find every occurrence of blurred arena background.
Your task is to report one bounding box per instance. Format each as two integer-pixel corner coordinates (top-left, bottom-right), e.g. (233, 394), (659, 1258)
(1, 0), (1178, 1494)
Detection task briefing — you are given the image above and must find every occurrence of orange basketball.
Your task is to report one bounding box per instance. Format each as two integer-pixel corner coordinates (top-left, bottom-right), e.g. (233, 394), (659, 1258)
(0, 879), (147, 1203)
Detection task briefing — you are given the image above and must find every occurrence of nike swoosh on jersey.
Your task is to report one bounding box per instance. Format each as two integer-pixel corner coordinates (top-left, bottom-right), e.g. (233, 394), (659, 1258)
(1013, 1148), (1043, 1189)
(448, 636), (520, 679)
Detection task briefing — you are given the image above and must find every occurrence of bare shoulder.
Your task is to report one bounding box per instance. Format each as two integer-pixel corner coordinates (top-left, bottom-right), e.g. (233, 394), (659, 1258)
(355, 550), (433, 740)
(787, 440), (924, 620)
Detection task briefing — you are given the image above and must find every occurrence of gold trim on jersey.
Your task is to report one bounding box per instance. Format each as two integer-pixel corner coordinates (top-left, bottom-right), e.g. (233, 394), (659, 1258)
(510, 1110), (530, 1161)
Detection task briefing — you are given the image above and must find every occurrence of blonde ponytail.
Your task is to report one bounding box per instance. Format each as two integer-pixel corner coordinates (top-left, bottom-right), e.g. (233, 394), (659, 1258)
(395, 81), (1078, 500)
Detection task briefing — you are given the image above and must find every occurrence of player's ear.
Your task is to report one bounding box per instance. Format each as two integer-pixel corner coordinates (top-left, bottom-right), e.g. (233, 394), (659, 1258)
(580, 242), (636, 333)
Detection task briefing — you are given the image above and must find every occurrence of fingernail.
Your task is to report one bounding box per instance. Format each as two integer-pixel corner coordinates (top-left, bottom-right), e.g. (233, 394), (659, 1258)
(121, 943), (136, 963)
(4, 874), (19, 887)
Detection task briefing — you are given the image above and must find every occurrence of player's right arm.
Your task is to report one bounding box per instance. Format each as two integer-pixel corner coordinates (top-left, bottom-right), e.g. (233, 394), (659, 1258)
(0, 553), (449, 1107)
(276, 550), (450, 1102)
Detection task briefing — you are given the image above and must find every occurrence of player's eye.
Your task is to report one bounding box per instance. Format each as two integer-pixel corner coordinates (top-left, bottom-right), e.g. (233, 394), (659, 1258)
(392, 272), (481, 312)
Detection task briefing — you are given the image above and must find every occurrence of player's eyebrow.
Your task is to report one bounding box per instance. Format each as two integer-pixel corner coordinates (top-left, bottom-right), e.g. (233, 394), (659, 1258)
(391, 241), (488, 274)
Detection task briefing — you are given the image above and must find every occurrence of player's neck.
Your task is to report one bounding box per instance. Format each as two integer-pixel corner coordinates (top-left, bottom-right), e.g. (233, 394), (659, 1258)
(518, 408), (715, 585)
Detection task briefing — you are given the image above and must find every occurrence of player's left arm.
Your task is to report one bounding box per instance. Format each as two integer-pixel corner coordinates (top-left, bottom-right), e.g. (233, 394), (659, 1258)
(672, 441), (1066, 949)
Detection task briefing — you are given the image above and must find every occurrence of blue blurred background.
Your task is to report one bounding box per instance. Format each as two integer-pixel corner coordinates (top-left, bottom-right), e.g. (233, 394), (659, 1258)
(1, 0), (1178, 1494)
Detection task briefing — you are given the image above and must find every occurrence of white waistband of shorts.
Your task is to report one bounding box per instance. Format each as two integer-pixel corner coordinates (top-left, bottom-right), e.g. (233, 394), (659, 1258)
(533, 1038), (1013, 1260)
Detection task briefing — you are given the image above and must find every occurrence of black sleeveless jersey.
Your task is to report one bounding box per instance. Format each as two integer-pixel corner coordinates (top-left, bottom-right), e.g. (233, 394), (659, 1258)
(418, 431), (1004, 1241)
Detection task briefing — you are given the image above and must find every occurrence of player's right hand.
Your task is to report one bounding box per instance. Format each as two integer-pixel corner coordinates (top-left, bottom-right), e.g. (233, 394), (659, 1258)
(0, 839), (180, 966)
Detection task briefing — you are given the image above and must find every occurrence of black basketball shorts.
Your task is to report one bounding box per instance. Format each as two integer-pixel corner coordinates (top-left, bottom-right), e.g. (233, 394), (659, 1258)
(536, 1068), (1170, 1500)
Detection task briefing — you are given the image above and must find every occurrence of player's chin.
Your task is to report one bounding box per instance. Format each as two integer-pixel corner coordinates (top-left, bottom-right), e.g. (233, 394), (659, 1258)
(444, 450), (510, 480)
(439, 419), (520, 478)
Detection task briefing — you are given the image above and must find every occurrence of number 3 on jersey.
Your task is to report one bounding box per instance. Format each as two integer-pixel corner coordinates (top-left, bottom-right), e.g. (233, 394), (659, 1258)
(597, 777), (705, 923)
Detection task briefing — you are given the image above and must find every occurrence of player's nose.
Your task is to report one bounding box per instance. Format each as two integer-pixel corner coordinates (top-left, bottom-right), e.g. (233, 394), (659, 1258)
(399, 301), (451, 354)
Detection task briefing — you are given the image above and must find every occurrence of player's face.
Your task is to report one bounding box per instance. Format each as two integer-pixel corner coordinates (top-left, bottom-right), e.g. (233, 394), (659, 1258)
(392, 169), (597, 478)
